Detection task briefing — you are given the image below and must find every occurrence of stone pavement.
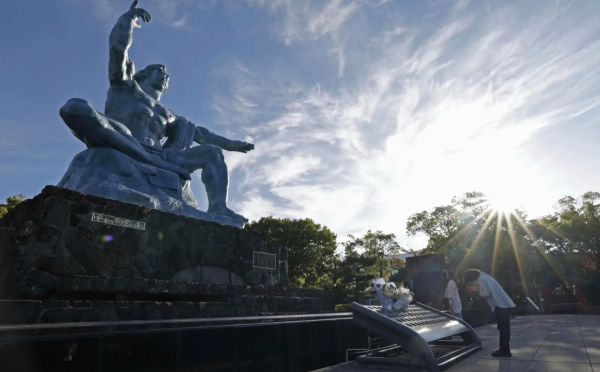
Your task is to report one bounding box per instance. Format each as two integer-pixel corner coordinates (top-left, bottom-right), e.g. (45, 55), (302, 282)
(312, 314), (600, 372)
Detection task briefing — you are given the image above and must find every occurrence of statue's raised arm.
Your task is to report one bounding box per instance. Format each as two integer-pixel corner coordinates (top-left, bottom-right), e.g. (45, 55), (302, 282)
(108, 1), (151, 84)
(58, 0), (252, 227)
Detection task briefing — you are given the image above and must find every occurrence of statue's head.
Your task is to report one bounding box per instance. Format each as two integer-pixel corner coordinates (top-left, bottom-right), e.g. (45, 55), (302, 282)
(133, 64), (169, 93)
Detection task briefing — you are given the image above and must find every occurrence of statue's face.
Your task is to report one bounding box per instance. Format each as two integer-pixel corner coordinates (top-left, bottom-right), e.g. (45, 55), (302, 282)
(149, 65), (169, 93)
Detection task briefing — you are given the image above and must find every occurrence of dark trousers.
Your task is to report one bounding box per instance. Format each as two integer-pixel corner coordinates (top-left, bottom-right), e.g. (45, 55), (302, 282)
(494, 307), (511, 353)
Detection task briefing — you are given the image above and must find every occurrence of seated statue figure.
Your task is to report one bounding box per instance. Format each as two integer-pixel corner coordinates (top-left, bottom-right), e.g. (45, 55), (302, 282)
(58, 1), (253, 225)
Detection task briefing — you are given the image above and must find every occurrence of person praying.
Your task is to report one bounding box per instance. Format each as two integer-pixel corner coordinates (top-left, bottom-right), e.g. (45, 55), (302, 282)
(463, 269), (516, 358)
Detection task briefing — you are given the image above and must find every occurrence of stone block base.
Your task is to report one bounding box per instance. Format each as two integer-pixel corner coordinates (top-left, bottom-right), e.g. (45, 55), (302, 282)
(0, 295), (325, 325)
(0, 187), (336, 325)
(0, 186), (287, 301)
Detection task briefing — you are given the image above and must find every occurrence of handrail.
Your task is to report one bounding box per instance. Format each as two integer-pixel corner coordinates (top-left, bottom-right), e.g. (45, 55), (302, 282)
(0, 312), (353, 332)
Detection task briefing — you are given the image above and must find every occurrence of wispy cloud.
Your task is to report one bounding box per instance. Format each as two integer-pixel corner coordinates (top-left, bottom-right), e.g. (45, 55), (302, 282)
(68, 0), (200, 29)
(213, 0), (600, 246)
(245, 0), (361, 45)
(243, 0), (362, 76)
(263, 155), (322, 186)
(307, 0), (360, 39)
(211, 63), (264, 128)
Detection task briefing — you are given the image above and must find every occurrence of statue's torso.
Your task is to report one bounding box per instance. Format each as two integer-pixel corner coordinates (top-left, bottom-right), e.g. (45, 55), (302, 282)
(105, 80), (175, 151)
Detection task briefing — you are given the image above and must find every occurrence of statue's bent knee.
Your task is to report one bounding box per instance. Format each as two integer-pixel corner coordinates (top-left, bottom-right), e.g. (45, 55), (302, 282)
(60, 98), (94, 121)
(206, 145), (224, 163)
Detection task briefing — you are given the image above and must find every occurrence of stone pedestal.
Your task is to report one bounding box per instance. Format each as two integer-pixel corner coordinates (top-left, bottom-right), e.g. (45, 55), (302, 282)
(0, 186), (335, 325)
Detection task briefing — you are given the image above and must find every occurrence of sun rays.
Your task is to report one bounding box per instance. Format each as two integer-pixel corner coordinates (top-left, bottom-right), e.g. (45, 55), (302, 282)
(486, 191), (521, 215)
(449, 191), (571, 299)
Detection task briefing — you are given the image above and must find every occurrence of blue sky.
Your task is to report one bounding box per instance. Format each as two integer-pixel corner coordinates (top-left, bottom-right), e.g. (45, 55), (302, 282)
(2, 0), (600, 249)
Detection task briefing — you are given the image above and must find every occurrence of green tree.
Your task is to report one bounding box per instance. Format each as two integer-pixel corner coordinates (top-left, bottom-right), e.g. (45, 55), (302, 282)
(405, 190), (600, 306)
(246, 216), (338, 289)
(389, 258), (407, 284)
(405, 192), (495, 262)
(334, 240), (377, 303)
(529, 192), (600, 300)
(0, 194), (26, 218)
(406, 205), (462, 254)
(344, 230), (401, 278)
(405, 192), (534, 304)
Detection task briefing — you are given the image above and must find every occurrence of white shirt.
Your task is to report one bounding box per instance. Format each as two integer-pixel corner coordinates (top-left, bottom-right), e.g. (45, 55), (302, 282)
(445, 279), (462, 313)
(477, 273), (516, 312)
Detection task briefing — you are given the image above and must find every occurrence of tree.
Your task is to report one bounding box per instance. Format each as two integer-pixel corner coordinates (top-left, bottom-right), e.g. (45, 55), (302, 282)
(246, 216), (338, 289)
(528, 192), (600, 303)
(389, 258), (407, 284)
(405, 192), (535, 304)
(334, 240), (377, 303)
(406, 205), (461, 254)
(344, 230), (401, 278)
(405, 192), (493, 261)
(406, 192), (486, 269)
(0, 194), (26, 218)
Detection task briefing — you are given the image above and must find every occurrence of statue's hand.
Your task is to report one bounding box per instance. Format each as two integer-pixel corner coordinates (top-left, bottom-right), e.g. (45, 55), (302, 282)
(127, 1), (151, 28)
(229, 141), (255, 153)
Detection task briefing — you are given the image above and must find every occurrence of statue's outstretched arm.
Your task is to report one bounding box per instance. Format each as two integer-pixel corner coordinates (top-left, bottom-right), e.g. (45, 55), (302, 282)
(194, 125), (255, 153)
(108, 1), (151, 84)
(166, 116), (254, 153)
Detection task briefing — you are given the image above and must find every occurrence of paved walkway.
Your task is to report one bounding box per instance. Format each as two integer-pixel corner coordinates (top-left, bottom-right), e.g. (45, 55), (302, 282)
(313, 314), (600, 372)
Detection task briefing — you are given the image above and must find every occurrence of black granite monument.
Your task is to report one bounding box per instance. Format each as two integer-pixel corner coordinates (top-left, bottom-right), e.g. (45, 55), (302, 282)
(0, 187), (334, 324)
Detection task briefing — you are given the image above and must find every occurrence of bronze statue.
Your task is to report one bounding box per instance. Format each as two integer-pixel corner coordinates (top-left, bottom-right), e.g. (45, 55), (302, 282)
(58, 1), (253, 225)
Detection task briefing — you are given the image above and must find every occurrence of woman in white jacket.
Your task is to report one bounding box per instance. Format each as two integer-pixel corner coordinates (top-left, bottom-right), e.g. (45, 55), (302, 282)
(442, 270), (463, 320)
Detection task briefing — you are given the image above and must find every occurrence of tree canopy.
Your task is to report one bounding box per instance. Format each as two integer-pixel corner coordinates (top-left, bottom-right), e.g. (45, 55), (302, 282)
(0, 194), (26, 218)
(246, 218), (405, 303)
(405, 190), (600, 305)
(246, 216), (338, 289)
(331, 230), (406, 302)
(529, 192), (600, 290)
(333, 243), (377, 302)
(343, 230), (402, 278)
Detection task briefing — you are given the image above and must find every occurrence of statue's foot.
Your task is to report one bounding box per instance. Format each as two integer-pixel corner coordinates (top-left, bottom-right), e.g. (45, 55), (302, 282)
(208, 205), (248, 221)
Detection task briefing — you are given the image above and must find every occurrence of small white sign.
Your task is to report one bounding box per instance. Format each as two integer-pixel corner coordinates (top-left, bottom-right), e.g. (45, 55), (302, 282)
(253, 251), (277, 270)
(91, 212), (146, 230)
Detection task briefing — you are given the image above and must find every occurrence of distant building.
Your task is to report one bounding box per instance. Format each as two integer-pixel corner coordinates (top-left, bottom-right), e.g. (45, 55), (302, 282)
(385, 252), (415, 261)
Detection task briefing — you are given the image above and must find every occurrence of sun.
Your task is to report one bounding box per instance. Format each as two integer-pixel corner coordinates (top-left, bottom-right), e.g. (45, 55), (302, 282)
(486, 188), (520, 214)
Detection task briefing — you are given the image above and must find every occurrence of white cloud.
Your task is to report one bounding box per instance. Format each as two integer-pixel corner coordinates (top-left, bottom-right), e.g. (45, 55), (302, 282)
(216, 0), (600, 247)
(452, 0), (472, 13)
(235, 191), (291, 220)
(68, 0), (198, 29)
(263, 155), (322, 186)
(148, 0), (196, 29)
(244, 0), (361, 45)
(307, 0), (360, 39)
(244, 0), (361, 76)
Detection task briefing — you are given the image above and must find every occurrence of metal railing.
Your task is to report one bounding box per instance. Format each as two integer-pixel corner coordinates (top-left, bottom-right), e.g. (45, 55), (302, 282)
(0, 312), (365, 372)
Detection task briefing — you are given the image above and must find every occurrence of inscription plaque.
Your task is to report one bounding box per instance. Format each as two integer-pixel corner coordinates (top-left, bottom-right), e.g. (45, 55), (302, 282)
(253, 251), (277, 270)
(91, 213), (146, 230)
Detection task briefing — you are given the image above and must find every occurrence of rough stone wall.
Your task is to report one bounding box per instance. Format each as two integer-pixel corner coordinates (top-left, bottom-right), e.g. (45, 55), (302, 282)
(0, 186), (288, 302)
(0, 295), (324, 325)
(406, 254), (446, 307)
